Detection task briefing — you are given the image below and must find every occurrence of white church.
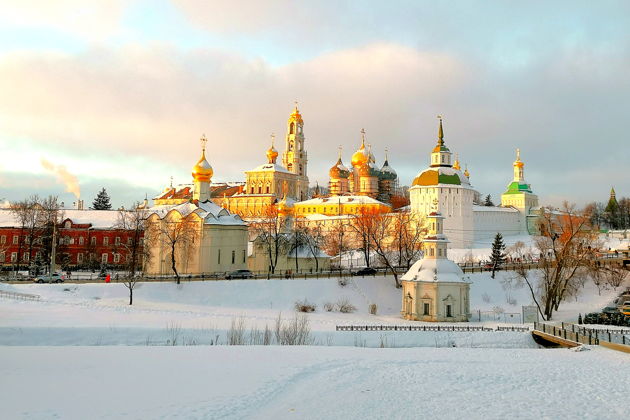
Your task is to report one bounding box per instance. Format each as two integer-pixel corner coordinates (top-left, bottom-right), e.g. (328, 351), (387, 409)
(409, 117), (539, 248)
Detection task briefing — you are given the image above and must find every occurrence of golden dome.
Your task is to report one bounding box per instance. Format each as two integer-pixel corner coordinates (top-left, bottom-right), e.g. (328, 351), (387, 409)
(453, 154), (461, 170)
(266, 145), (278, 164)
(192, 150), (213, 182)
(277, 195), (293, 216)
(288, 103), (303, 125)
(513, 148), (524, 168)
(329, 158), (350, 179)
(464, 167), (470, 178)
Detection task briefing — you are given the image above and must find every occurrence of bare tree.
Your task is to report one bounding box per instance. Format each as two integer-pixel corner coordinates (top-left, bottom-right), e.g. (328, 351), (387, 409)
(114, 203), (151, 304)
(349, 207), (379, 268)
(302, 222), (326, 272)
(390, 211), (424, 269)
(514, 203), (599, 320)
(602, 264), (629, 291)
(146, 212), (198, 284)
(366, 212), (402, 287)
(249, 206), (288, 276)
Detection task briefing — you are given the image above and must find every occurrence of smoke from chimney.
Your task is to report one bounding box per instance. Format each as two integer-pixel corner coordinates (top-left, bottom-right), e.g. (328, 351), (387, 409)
(40, 158), (81, 199)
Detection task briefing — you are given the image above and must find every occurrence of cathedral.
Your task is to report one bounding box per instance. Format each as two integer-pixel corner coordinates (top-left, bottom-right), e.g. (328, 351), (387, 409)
(409, 117), (539, 248)
(328, 129), (400, 204)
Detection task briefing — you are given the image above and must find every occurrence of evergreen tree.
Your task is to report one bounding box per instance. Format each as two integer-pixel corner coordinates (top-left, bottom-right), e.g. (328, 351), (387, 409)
(484, 194), (494, 206)
(92, 188), (112, 210)
(490, 232), (506, 279)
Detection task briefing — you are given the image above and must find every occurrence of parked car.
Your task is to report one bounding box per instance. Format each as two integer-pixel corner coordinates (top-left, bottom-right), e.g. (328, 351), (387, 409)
(601, 305), (620, 315)
(620, 301), (630, 316)
(225, 269), (254, 279)
(34, 273), (65, 284)
(353, 267), (377, 276)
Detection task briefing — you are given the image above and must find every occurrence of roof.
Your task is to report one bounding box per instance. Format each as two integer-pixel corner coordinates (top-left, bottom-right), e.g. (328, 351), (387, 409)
(472, 205), (519, 213)
(504, 181), (533, 194)
(247, 163), (291, 174)
(400, 258), (467, 283)
(412, 167), (471, 187)
(0, 208), (123, 229)
(148, 201), (245, 226)
(295, 195), (388, 206)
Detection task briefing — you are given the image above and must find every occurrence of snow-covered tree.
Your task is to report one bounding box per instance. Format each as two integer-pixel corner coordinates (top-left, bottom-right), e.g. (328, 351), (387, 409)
(484, 194), (494, 206)
(92, 188), (112, 210)
(490, 233), (506, 279)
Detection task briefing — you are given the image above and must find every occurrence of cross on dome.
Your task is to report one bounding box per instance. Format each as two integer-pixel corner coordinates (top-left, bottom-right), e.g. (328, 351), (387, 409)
(200, 134), (207, 152)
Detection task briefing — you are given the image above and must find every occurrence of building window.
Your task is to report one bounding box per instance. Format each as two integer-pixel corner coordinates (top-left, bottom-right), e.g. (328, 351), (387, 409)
(446, 304), (452, 317)
(65, 220), (71, 228)
(0, 252), (4, 263)
(231, 250), (235, 264)
(11, 252), (17, 262)
(77, 253), (84, 263)
(0, 235), (5, 244)
(101, 253), (108, 263)
(115, 237), (121, 245)
(128, 238), (133, 245)
(79, 237), (84, 245)
(242, 249), (246, 263)
(23, 252), (29, 262)
(423, 303), (430, 316)
(113, 253), (120, 263)
(218, 249), (221, 264)
(103, 237), (109, 246)
(91, 237), (96, 246)
(13, 235), (19, 245)
(265, 186), (270, 194)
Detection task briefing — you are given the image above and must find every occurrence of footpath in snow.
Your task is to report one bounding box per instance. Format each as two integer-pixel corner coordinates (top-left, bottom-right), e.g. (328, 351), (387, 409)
(1, 345), (628, 420)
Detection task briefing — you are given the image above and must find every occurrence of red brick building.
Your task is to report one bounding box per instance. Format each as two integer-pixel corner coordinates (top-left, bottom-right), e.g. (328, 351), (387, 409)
(0, 209), (143, 271)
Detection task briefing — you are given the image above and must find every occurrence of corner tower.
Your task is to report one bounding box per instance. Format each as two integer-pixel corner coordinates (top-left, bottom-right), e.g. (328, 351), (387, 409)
(501, 148), (538, 232)
(192, 135), (213, 202)
(282, 103), (309, 201)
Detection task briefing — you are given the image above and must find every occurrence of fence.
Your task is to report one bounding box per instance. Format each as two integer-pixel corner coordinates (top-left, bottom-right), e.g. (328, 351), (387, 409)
(534, 322), (630, 348)
(474, 310), (522, 324)
(0, 290), (40, 301)
(336, 325), (530, 332)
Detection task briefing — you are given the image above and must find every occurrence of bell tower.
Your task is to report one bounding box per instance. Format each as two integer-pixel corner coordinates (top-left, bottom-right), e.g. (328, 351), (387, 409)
(282, 102), (309, 200)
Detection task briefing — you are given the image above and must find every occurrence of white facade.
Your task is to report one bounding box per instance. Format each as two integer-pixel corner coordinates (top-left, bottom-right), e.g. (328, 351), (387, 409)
(410, 120), (538, 248)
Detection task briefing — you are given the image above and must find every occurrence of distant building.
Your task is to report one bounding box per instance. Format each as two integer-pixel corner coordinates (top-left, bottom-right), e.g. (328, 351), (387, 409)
(0, 208), (142, 270)
(410, 117), (539, 248)
(144, 140), (248, 276)
(400, 211), (470, 322)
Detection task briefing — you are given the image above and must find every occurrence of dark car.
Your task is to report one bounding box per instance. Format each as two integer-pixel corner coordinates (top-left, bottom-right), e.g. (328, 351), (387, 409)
(353, 267), (377, 276)
(601, 306), (619, 315)
(226, 269), (254, 279)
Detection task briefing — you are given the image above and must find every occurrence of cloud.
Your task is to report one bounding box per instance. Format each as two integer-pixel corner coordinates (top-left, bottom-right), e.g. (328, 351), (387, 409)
(0, 0), (127, 42)
(0, 37), (629, 206)
(40, 158), (81, 199)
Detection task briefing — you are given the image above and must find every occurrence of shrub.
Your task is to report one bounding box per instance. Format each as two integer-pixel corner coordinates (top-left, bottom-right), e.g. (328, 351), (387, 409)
(294, 299), (317, 313)
(338, 277), (349, 287)
(369, 303), (378, 315)
(324, 302), (335, 312)
(336, 298), (357, 313)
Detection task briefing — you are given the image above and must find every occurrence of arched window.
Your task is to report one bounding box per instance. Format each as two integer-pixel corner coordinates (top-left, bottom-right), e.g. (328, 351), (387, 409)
(290, 123), (295, 134)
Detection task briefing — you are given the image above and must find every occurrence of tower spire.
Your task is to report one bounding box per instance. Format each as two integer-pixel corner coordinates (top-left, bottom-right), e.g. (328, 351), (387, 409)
(437, 115), (444, 146)
(360, 128), (366, 147)
(338, 145), (343, 161)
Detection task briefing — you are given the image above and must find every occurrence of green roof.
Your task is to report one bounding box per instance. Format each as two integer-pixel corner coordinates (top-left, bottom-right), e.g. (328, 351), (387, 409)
(504, 181), (532, 194)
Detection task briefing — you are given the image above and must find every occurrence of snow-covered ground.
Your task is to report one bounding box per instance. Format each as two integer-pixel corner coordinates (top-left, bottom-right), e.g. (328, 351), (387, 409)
(1, 345), (628, 420)
(0, 270), (625, 346)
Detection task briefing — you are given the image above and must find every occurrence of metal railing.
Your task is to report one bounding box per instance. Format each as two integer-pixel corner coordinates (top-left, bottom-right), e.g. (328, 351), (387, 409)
(0, 290), (40, 301)
(336, 325), (530, 332)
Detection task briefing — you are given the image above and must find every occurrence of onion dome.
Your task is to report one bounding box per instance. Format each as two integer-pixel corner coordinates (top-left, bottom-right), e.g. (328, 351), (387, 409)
(192, 140), (213, 182)
(351, 143), (368, 167)
(266, 134), (279, 164)
(277, 194), (294, 216)
(514, 148), (524, 168)
(358, 164), (379, 177)
(329, 157), (350, 179)
(453, 154), (461, 170)
(288, 103), (303, 125)
(464, 166), (470, 178)
(380, 159), (397, 181)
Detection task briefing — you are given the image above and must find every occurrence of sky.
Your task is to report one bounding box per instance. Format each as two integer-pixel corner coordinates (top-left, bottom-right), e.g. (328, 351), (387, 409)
(0, 0), (628, 209)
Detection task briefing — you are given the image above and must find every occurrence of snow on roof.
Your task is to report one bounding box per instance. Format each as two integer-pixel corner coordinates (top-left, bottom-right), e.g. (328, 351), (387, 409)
(148, 201), (245, 226)
(247, 163), (291, 174)
(472, 205), (519, 213)
(296, 195), (388, 206)
(400, 258), (467, 283)
(0, 209), (122, 229)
